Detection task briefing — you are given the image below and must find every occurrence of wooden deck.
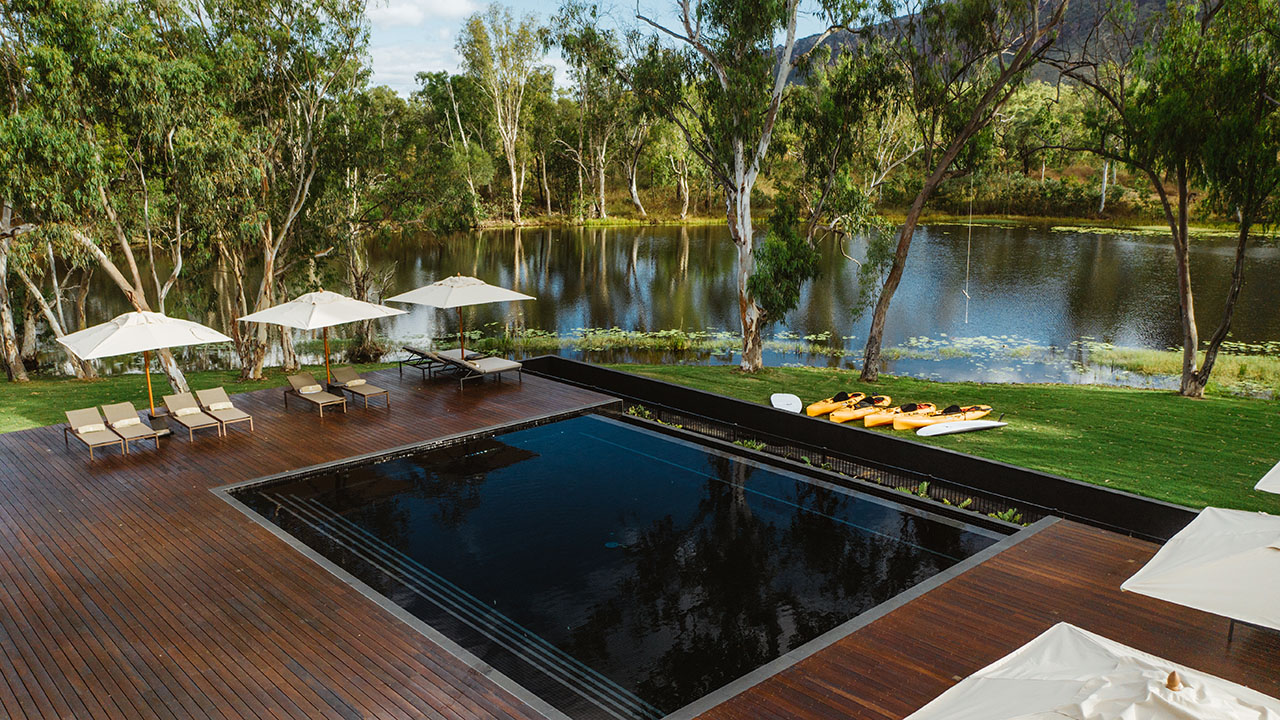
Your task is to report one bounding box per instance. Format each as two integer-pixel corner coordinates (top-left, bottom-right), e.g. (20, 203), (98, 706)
(699, 519), (1280, 720)
(1, 369), (1277, 720)
(0, 368), (612, 720)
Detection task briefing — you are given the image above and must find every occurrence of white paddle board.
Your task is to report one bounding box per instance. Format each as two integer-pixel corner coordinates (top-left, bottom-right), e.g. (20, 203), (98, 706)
(916, 420), (1007, 437)
(1257, 460), (1280, 494)
(770, 393), (803, 413)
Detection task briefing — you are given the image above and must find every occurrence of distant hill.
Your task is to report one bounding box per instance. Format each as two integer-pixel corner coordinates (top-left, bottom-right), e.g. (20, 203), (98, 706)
(790, 0), (1169, 82)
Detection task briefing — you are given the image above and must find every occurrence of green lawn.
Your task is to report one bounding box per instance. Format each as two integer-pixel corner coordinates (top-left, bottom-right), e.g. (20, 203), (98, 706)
(0, 362), (394, 435)
(610, 364), (1280, 513)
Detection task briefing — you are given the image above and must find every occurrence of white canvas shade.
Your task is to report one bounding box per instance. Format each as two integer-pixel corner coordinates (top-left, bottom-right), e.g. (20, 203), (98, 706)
(386, 275), (534, 357)
(57, 311), (233, 415)
(237, 290), (405, 383)
(1256, 460), (1280, 494)
(1121, 506), (1280, 632)
(905, 622), (1280, 720)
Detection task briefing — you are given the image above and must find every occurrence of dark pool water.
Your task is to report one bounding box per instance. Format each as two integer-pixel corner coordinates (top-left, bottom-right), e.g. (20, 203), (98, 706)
(237, 414), (1002, 719)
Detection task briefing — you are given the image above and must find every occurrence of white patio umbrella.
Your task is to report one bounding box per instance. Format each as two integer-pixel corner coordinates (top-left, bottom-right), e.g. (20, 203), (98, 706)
(1256, 460), (1280, 494)
(906, 622), (1280, 720)
(1121, 506), (1280, 633)
(237, 290), (405, 383)
(57, 311), (233, 416)
(385, 275), (534, 358)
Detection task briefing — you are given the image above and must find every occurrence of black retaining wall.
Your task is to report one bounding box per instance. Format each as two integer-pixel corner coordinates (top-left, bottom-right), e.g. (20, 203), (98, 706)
(520, 355), (1197, 543)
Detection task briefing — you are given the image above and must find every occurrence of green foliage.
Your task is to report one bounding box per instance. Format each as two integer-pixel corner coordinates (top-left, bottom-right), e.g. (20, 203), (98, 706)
(748, 201), (821, 322)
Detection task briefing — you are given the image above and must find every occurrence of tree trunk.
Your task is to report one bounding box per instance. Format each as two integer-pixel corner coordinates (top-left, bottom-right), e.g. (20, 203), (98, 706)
(1187, 216), (1251, 395)
(11, 263), (94, 378)
(1172, 162), (1200, 397)
(678, 171), (689, 220)
(0, 204), (30, 381)
(1099, 160), (1110, 213)
(861, 164), (952, 381)
(74, 267), (92, 330)
(726, 187), (763, 372)
(20, 295), (37, 364)
(627, 155), (646, 217)
(595, 161), (608, 220)
(509, 158), (522, 225)
(540, 152), (552, 217)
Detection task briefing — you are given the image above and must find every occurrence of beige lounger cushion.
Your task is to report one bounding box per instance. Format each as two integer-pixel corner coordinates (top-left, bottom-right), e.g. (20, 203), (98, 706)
(467, 357), (522, 373)
(174, 406), (202, 417)
(344, 378), (366, 387)
(208, 401), (234, 411)
(299, 384), (323, 394)
(76, 423), (107, 435)
(113, 416), (142, 428)
(207, 407), (251, 423)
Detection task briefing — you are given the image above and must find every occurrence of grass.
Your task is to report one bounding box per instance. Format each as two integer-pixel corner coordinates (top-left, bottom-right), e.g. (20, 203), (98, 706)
(1084, 343), (1280, 396)
(609, 364), (1280, 514)
(0, 362), (394, 435)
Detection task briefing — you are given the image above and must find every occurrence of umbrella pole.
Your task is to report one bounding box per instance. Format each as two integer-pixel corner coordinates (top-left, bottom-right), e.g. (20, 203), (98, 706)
(457, 307), (464, 358)
(323, 327), (331, 384)
(143, 349), (155, 416)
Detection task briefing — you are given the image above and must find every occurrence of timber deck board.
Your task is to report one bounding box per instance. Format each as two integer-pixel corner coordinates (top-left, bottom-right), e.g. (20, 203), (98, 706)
(0, 368), (612, 720)
(1, 367), (1277, 719)
(697, 519), (1280, 719)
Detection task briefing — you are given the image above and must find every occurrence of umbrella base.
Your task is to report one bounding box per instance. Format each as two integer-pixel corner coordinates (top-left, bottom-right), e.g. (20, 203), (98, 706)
(146, 409), (174, 437)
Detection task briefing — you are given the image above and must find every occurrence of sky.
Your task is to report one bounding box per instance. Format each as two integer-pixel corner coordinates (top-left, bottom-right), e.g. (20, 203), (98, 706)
(366, 0), (832, 95)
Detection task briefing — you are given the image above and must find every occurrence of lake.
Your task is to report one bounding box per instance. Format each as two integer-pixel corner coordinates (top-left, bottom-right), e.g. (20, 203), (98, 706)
(77, 223), (1280, 386)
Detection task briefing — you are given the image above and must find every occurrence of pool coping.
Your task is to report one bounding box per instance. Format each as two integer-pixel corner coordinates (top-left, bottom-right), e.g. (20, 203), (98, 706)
(213, 397), (1057, 720)
(212, 398), (620, 720)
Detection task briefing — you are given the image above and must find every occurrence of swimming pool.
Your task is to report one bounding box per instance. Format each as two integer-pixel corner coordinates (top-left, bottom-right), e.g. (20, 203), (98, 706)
(232, 413), (1004, 720)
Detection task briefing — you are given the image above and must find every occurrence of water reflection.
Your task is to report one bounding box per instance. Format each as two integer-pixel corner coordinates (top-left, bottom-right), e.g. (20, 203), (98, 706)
(75, 224), (1280, 384)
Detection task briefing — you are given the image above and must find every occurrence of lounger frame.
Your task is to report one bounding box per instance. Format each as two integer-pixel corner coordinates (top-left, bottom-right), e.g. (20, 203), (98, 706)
(436, 354), (523, 390)
(284, 374), (348, 417)
(195, 388), (255, 434)
(63, 409), (126, 460)
(101, 402), (163, 454)
(163, 393), (224, 442)
(329, 367), (390, 409)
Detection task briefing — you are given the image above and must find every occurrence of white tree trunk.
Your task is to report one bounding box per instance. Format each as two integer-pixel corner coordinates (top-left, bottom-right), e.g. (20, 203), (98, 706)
(1099, 160), (1109, 213)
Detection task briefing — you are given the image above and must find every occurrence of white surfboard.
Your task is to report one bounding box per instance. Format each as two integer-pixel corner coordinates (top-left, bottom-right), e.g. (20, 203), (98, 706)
(770, 393), (803, 413)
(916, 420), (1007, 437)
(1256, 460), (1280, 494)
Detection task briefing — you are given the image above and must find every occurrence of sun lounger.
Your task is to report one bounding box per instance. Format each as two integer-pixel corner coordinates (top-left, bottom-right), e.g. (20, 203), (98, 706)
(195, 387), (254, 434)
(284, 372), (347, 417)
(437, 353), (522, 390)
(398, 346), (447, 379)
(163, 393), (223, 441)
(101, 402), (162, 453)
(64, 408), (125, 459)
(330, 366), (390, 409)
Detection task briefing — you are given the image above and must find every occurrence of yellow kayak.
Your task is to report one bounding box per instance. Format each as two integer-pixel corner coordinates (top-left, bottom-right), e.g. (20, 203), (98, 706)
(894, 405), (992, 430)
(806, 391), (866, 417)
(829, 395), (892, 424)
(863, 402), (937, 428)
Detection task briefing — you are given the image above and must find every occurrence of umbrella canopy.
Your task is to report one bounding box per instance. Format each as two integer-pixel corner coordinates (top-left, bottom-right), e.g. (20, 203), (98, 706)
(237, 290), (405, 330)
(386, 275), (534, 357)
(57, 311), (232, 415)
(58, 311), (232, 360)
(1121, 506), (1280, 632)
(905, 622), (1280, 720)
(237, 290), (405, 382)
(385, 275), (534, 309)
(1257, 460), (1280, 495)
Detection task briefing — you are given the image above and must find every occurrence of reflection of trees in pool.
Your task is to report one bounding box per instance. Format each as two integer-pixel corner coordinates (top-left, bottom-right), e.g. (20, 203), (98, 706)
(559, 455), (974, 711)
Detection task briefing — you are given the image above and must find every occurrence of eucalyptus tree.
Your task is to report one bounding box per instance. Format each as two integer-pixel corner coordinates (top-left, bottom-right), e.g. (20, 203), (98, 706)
(857, 0), (1069, 382)
(0, 6), (28, 381)
(191, 0), (368, 379)
(457, 3), (546, 225)
(1052, 0), (1280, 396)
(552, 0), (626, 220)
(633, 0), (859, 371)
(413, 71), (494, 223)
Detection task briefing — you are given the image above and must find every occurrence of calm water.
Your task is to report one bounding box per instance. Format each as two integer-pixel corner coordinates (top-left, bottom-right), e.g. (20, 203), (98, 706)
(77, 223), (1280, 384)
(239, 414), (1001, 719)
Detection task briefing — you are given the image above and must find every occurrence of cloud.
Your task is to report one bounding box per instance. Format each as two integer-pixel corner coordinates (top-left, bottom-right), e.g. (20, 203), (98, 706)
(369, 41), (462, 94)
(367, 0), (478, 30)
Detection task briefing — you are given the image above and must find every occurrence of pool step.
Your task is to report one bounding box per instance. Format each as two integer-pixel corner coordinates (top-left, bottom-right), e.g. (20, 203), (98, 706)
(268, 491), (662, 720)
